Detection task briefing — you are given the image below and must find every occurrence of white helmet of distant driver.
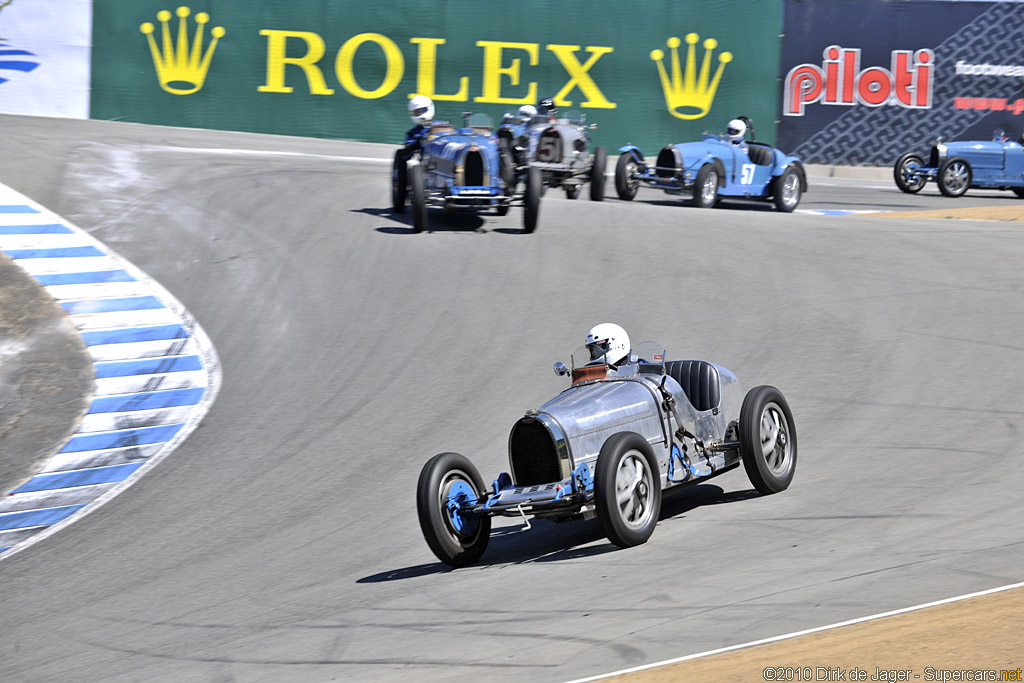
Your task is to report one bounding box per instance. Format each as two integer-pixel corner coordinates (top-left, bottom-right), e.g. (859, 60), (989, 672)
(726, 118), (746, 144)
(409, 95), (435, 125)
(517, 104), (537, 121)
(585, 323), (631, 366)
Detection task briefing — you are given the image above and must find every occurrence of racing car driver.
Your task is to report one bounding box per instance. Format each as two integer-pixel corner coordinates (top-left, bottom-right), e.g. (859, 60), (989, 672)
(585, 323), (631, 367)
(726, 118), (747, 146)
(401, 94), (435, 160)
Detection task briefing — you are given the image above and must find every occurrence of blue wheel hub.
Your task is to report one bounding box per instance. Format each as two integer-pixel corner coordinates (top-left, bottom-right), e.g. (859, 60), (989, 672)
(445, 480), (479, 536)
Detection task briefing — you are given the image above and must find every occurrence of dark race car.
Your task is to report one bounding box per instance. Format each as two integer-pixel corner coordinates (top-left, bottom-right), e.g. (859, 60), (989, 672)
(392, 112), (542, 233)
(615, 116), (807, 212)
(894, 129), (1024, 198)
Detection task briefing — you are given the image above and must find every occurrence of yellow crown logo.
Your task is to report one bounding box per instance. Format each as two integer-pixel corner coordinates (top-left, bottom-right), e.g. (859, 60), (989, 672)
(140, 6), (225, 95)
(651, 33), (732, 120)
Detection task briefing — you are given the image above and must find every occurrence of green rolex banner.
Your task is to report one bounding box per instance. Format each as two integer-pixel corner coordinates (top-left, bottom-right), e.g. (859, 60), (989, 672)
(91, 0), (783, 153)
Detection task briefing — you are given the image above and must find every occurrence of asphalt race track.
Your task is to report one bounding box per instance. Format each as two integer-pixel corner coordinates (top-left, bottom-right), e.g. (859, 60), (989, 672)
(1, 114), (1022, 682)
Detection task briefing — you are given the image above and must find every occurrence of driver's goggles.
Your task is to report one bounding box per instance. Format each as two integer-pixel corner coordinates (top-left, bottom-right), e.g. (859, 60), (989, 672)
(727, 127), (741, 136)
(412, 107), (429, 116)
(587, 340), (609, 361)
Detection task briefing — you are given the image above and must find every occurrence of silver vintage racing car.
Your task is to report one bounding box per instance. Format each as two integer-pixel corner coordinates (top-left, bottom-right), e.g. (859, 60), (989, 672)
(498, 108), (607, 200)
(416, 335), (797, 567)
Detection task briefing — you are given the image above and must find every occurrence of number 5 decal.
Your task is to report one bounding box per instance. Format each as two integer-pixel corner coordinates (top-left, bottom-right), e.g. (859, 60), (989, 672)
(537, 136), (561, 162)
(740, 164), (755, 184)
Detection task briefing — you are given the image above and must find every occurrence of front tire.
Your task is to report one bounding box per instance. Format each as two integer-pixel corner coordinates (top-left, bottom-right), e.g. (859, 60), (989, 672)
(773, 167), (802, 212)
(615, 153), (640, 201)
(692, 164), (719, 208)
(409, 163), (428, 233)
(524, 165), (541, 233)
(499, 146), (516, 207)
(739, 386), (797, 494)
(893, 152), (926, 194)
(416, 452), (491, 567)
(589, 146), (607, 201)
(595, 432), (661, 548)
(937, 157), (971, 197)
(392, 150), (408, 213)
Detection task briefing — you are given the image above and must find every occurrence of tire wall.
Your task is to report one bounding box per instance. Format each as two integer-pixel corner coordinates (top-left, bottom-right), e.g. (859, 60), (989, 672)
(778, 0), (1024, 165)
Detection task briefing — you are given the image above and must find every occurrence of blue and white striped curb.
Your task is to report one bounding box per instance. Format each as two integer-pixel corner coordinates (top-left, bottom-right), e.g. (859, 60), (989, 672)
(796, 209), (889, 216)
(0, 184), (221, 560)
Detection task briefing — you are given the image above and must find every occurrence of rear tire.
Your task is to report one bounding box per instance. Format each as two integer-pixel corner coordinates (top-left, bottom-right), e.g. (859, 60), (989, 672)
(589, 146), (607, 201)
(410, 164), (427, 233)
(595, 432), (661, 548)
(392, 150), (408, 213)
(416, 452), (491, 567)
(692, 164), (718, 208)
(615, 153), (639, 201)
(524, 165), (541, 233)
(893, 153), (926, 194)
(739, 386), (797, 494)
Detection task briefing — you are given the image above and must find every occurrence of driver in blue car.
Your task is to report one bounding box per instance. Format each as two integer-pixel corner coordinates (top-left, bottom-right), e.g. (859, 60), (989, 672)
(726, 118), (747, 147)
(585, 323), (632, 367)
(401, 95), (435, 160)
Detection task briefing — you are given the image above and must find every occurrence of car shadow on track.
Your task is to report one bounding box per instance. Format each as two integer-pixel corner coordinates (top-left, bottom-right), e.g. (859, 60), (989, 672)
(355, 484), (763, 582)
(353, 207), (518, 234)
(626, 198), (781, 212)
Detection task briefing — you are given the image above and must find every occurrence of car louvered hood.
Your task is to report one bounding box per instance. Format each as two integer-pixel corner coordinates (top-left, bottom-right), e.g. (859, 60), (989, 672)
(535, 378), (666, 467)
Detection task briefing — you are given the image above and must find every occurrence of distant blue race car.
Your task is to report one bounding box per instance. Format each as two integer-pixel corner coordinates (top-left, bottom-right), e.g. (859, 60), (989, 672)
(614, 116), (807, 212)
(893, 130), (1024, 198)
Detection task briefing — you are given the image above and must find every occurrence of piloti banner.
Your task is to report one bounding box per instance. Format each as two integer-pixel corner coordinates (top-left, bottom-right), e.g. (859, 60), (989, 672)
(90, 0), (783, 154)
(779, 0), (1024, 166)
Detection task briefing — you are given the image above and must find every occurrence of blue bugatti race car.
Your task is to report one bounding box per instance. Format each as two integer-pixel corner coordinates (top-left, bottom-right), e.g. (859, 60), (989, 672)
(392, 112), (541, 232)
(893, 129), (1024, 198)
(614, 116), (807, 212)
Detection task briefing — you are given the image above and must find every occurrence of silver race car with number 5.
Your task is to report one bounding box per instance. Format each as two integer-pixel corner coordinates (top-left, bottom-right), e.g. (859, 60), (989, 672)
(498, 105), (607, 201)
(416, 328), (797, 567)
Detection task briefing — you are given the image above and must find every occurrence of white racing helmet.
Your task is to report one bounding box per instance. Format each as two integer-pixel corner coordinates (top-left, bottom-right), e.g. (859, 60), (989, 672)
(585, 323), (630, 366)
(517, 104), (537, 121)
(726, 118), (746, 144)
(408, 95), (435, 125)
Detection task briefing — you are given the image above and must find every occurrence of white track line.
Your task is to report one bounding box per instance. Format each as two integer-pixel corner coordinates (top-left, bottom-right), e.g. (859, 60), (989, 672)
(563, 580), (1024, 683)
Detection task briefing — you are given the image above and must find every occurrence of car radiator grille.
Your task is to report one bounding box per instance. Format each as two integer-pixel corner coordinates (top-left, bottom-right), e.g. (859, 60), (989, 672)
(509, 418), (561, 486)
(929, 147), (941, 167)
(656, 146), (677, 177)
(538, 129), (562, 163)
(465, 150), (485, 186)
